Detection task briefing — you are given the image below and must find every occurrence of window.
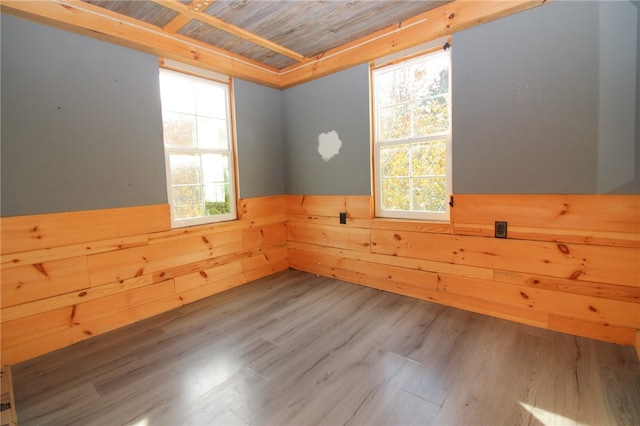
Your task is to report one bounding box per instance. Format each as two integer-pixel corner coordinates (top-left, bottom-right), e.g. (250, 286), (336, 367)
(372, 50), (451, 221)
(159, 69), (236, 227)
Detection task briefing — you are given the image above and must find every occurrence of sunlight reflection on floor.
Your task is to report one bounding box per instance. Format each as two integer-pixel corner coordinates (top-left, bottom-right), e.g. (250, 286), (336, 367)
(183, 356), (241, 401)
(519, 401), (587, 426)
(128, 417), (149, 426)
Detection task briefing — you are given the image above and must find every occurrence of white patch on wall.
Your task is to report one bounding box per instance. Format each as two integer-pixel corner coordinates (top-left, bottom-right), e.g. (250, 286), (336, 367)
(318, 130), (342, 161)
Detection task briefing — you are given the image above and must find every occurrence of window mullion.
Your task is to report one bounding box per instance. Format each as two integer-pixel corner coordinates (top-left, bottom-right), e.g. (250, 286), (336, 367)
(199, 152), (205, 217)
(409, 143), (414, 211)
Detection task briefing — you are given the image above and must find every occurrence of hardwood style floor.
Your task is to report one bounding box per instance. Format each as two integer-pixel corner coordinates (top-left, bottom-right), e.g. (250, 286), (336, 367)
(12, 269), (640, 425)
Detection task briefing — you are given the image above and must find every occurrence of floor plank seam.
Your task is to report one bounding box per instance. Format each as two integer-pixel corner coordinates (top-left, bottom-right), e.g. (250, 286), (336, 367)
(10, 270), (640, 426)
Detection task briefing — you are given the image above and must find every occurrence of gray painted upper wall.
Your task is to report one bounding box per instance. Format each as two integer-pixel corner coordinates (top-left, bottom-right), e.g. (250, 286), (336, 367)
(452, 1), (639, 194)
(2, 1), (638, 219)
(233, 79), (286, 198)
(1, 14), (288, 217)
(1, 14), (168, 216)
(282, 63), (371, 195)
(615, 1), (640, 193)
(280, 1), (639, 195)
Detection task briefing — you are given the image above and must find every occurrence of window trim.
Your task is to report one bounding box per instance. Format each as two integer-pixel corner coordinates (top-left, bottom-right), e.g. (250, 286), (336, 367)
(371, 49), (452, 222)
(159, 67), (238, 228)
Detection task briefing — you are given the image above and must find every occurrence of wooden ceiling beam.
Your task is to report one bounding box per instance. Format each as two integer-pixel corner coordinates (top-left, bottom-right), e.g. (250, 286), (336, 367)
(279, 0), (550, 88)
(163, 14), (192, 33)
(150, 0), (306, 62)
(162, 0), (203, 34)
(0, 0), (281, 88)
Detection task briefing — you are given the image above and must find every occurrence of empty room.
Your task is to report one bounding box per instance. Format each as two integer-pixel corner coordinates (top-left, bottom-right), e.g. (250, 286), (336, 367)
(1, 0), (639, 424)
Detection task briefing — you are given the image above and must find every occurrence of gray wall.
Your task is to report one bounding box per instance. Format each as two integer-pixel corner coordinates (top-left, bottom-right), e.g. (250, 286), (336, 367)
(279, 1), (639, 196)
(282, 64), (371, 195)
(637, 2), (640, 193)
(1, 14), (289, 217)
(234, 79), (286, 198)
(452, 1), (639, 194)
(3, 1), (638, 219)
(615, 1), (640, 193)
(1, 14), (168, 216)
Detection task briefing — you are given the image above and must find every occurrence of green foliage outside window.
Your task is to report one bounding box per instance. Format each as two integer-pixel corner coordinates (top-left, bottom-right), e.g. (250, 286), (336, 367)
(374, 51), (450, 217)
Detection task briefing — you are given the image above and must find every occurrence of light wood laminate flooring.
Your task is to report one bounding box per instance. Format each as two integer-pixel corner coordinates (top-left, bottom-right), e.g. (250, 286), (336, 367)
(12, 269), (640, 425)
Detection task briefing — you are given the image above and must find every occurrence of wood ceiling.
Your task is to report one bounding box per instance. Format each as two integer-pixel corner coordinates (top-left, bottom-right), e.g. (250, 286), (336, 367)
(2, 0), (549, 88)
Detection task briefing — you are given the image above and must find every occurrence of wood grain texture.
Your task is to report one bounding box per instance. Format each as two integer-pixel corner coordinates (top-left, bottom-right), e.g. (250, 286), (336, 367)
(279, 1), (550, 88)
(287, 194), (640, 346)
(0, 204), (169, 255)
(0, 234), (149, 270)
(453, 223), (640, 248)
(288, 222), (371, 253)
(1, 275), (155, 324)
(239, 195), (287, 220)
(11, 270), (640, 426)
(0, 0), (283, 88)
(2, 193), (638, 364)
(86, 228), (244, 286)
(370, 229), (638, 287)
(451, 194), (640, 233)
(150, 0), (306, 61)
(452, 194), (640, 248)
(286, 194), (372, 219)
(1, 257), (89, 308)
(0, 197), (287, 364)
(0, 0), (552, 89)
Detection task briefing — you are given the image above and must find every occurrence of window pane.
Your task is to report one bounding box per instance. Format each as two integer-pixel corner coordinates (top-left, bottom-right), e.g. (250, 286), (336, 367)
(204, 183), (231, 215)
(381, 178), (410, 210)
(379, 104), (411, 140)
(163, 112), (196, 147)
(380, 145), (410, 177)
(169, 154), (201, 185)
(412, 141), (446, 176)
(159, 73), (195, 114)
(376, 67), (412, 106)
(413, 57), (449, 98)
(413, 177), (446, 212)
(413, 96), (449, 136)
(172, 185), (202, 219)
(197, 117), (228, 149)
(202, 154), (229, 183)
(195, 83), (227, 118)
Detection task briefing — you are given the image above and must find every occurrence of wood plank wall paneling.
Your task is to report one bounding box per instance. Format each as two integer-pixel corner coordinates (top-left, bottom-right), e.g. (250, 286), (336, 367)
(2, 193), (638, 364)
(286, 194), (640, 347)
(0, 204), (170, 255)
(452, 194), (640, 247)
(0, 196), (288, 364)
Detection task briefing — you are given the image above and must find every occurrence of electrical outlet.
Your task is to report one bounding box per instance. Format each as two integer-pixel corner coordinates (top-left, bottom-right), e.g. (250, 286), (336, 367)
(495, 221), (508, 238)
(339, 212), (347, 224)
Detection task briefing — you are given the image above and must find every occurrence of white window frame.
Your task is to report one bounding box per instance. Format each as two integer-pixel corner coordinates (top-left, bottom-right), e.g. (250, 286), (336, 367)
(159, 68), (237, 228)
(372, 50), (452, 221)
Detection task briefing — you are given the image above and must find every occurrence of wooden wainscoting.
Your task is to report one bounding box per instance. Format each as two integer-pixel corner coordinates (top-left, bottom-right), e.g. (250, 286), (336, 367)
(3, 194), (638, 364)
(287, 194), (640, 347)
(0, 196), (288, 364)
